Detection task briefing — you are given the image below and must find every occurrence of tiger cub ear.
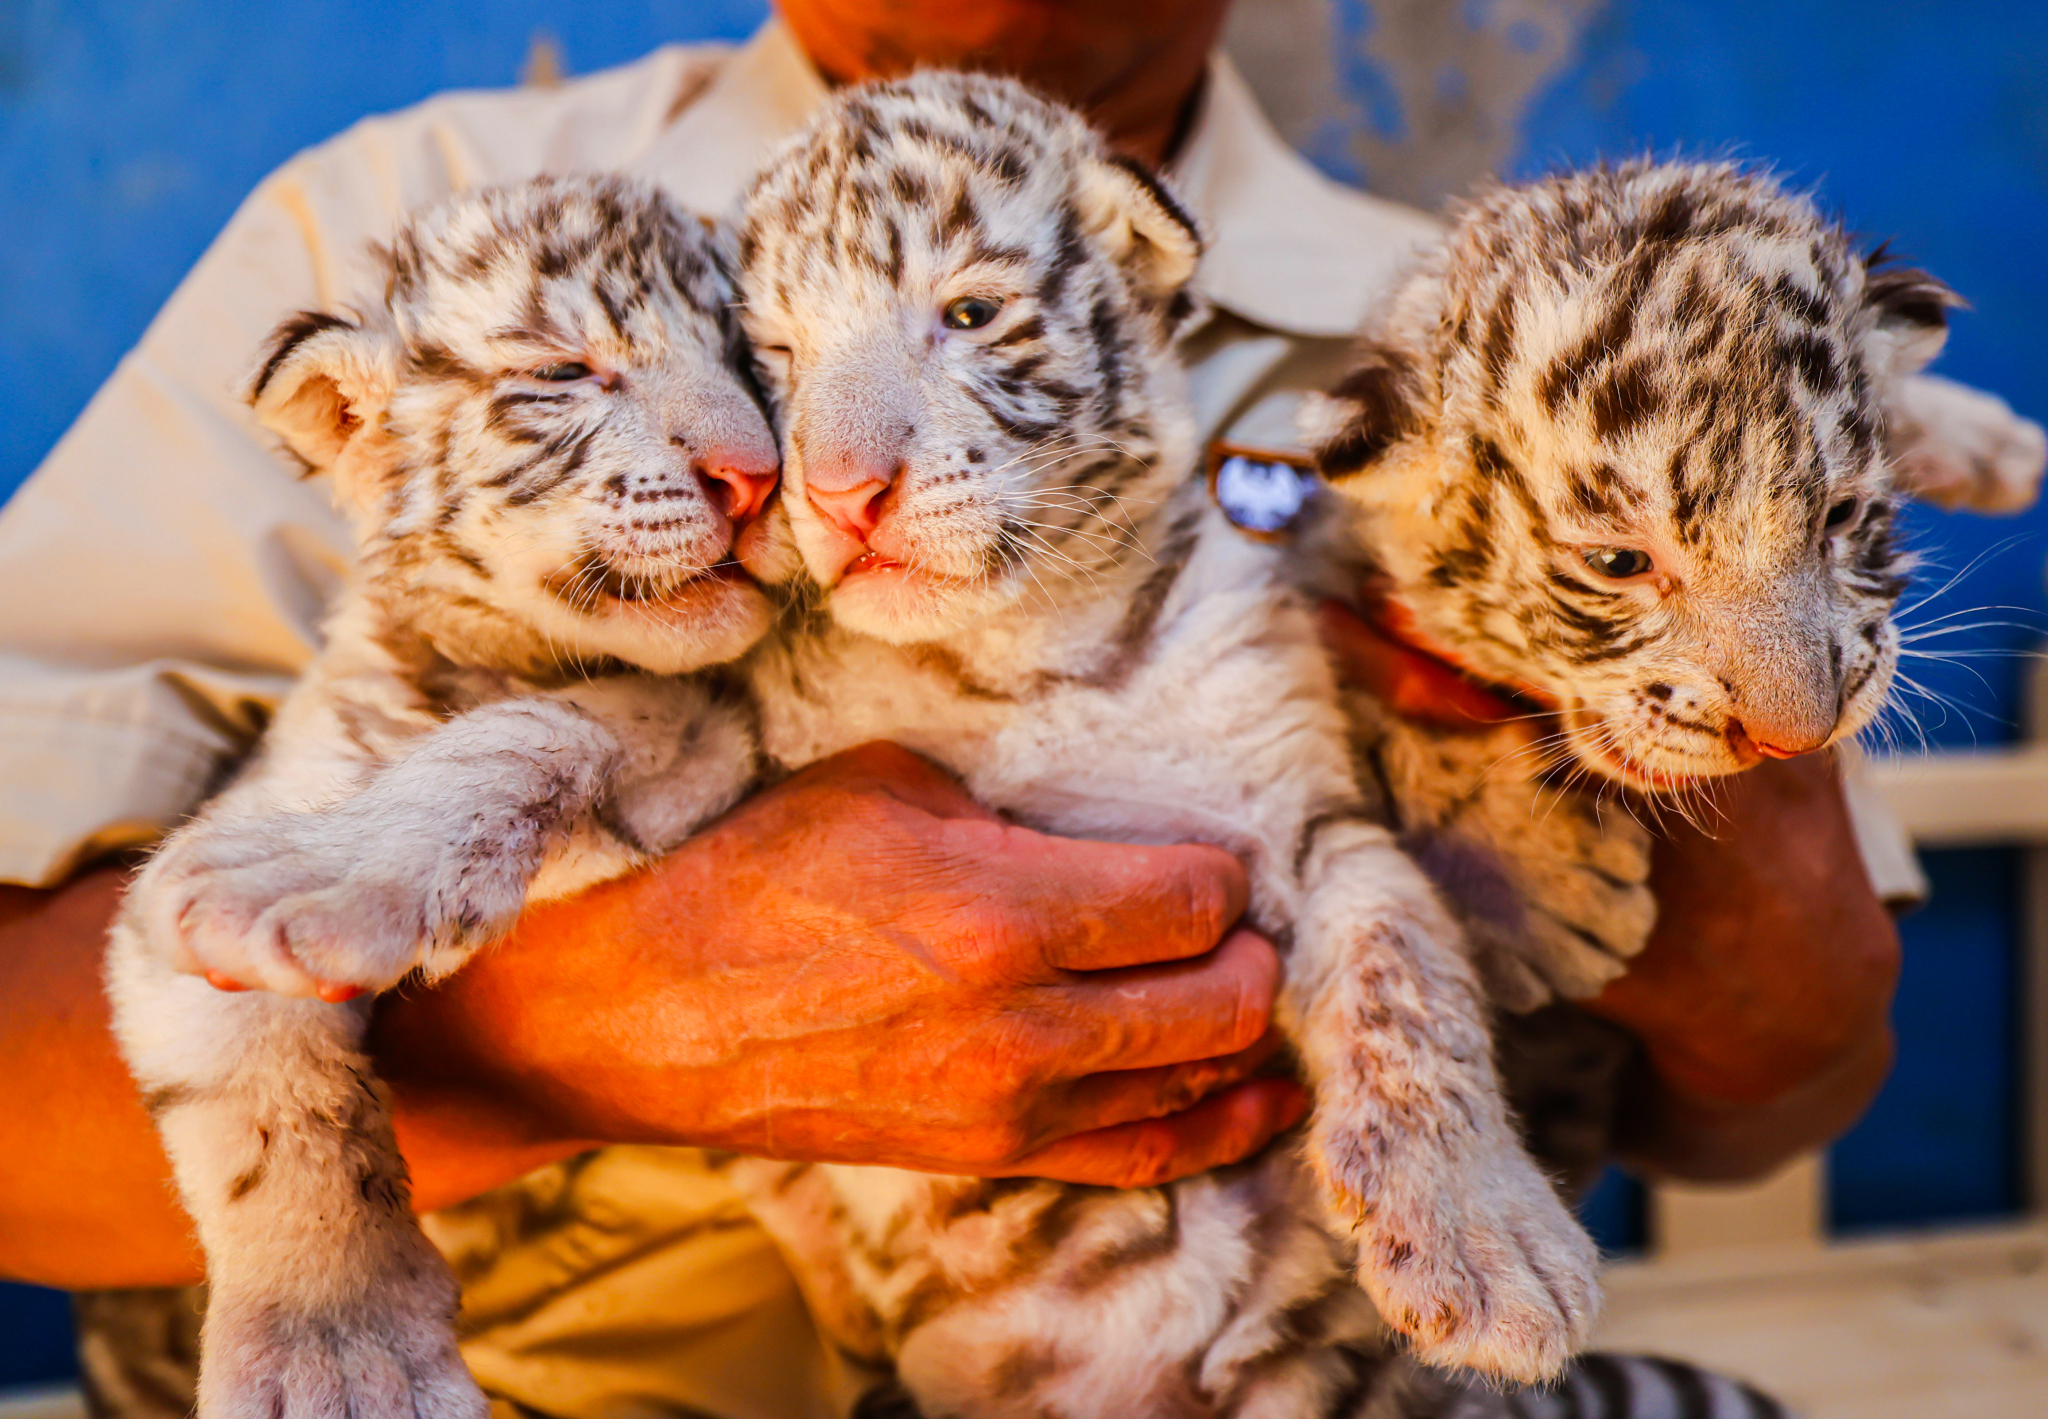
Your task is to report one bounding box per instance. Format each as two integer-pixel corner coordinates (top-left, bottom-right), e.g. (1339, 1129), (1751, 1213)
(246, 310), (399, 505)
(1303, 340), (1425, 482)
(1075, 153), (1203, 325)
(1850, 252), (2041, 512)
(1860, 249), (1964, 386)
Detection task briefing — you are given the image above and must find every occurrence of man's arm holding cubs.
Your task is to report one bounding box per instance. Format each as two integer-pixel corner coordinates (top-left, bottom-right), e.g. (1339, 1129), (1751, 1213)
(0, 744), (1304, 1288)
(0, 686), (1895, 1292)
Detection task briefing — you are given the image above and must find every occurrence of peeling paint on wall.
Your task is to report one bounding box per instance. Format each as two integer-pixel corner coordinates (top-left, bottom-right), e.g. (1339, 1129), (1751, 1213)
(1224, 0), (1602, 208)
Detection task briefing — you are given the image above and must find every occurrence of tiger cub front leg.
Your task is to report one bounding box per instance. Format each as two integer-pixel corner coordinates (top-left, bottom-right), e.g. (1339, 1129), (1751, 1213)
(1370, 710), (1656, 1012)
(106, 942), (487, 1419)
(140, 694), (628, 998)
(111, 679), (750, 1419)
(1285, 817), (1601, 1383)
(110, 695), (622, 1419)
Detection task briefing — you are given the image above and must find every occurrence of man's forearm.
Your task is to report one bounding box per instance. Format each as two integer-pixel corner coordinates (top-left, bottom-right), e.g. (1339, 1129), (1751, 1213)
(0, 869), (205, 1286)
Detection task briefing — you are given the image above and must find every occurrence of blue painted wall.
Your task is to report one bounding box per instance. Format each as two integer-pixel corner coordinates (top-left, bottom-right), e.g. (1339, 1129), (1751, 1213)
(3, 0), (2041, 1379)
(0, 1282), (74, 1388)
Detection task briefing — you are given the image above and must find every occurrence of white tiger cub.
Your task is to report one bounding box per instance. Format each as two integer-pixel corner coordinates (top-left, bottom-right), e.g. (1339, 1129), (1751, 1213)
(106, 175), (780, 1419)
(1307, 160), (1981, 1011)
(725, 71), (1599, 1411)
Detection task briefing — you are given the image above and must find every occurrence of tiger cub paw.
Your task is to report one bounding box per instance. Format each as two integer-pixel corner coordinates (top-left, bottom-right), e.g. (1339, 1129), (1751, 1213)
(1425, 776), (1657, 1011)
(140, 818), (436, 1000)
(1317, 1119), (1601, 1384)
(199, 1274), (487, 1419)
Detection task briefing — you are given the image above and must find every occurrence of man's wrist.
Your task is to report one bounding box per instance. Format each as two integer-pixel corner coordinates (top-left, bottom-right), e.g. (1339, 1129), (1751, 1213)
(368, 895), (643, 1159)
(371, 947), (623, 1213)
(382, 1068), (597, 1214)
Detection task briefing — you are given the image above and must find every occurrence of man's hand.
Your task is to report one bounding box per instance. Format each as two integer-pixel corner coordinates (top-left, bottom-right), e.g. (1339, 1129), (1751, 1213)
(374, 741), (1304, 1197)
(1588, 752), (1900, 1180)
(1317, 601), (1900, 1181)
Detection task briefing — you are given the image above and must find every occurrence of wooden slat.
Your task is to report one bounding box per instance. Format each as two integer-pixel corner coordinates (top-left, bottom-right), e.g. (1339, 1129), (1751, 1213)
(2022, 842), (2048, 1213)
(1866, 744), (2048, 845)
(1597, 1222), (2048, 1419)
(2023, 653), (2048, 1213)
(1651, 1154), (1826, 1256)
(0, 1389), (83, 1419)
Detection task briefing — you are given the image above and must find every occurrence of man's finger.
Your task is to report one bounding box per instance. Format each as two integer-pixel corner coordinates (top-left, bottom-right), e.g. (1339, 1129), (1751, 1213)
(1029, 1029), (1288, 1143)
(1032, 927), (1279, 1073)
(998, 1079), (1309, 1188)
(1316, 600), (1527, 730)
(1002, 831), (1251, 972)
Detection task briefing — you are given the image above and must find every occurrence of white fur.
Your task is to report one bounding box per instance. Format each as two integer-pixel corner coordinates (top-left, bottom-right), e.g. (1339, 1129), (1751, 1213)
(107, 176), (772, 1419)
(1888, 371), (2048, 513)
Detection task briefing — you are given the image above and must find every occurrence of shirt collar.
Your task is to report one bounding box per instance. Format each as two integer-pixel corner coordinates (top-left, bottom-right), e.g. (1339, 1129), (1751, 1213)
(628, 20), (829, 214)
(1168, 55), (1444, 339)
(632, 21), (1442, 340)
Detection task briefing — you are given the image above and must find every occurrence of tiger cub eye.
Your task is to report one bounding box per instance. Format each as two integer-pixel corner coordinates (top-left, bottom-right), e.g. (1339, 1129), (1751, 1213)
(532, 362), (594, 381)
(1583, 547), (1653, 579)
(941, 296), (1003, 330)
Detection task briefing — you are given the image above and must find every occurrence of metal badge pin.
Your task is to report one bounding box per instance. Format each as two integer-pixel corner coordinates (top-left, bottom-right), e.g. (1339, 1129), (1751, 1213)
(1206, 440), (1317, 542)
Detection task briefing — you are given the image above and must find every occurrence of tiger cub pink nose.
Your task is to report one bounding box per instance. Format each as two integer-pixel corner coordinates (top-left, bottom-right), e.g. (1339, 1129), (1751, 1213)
(805, 457), (901, 542)
(1726, 715), (1834, 761)
(690, 445), (779, 523)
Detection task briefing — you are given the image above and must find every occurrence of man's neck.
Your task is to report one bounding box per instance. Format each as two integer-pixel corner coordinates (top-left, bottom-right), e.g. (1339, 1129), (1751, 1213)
(773, 2), (1230, 168)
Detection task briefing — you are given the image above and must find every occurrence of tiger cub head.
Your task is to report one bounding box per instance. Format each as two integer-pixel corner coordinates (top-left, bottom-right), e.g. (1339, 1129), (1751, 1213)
(1310, 160), (1957, 789)
(734, 70), (1203, 644)
(249, 174), (779, 678)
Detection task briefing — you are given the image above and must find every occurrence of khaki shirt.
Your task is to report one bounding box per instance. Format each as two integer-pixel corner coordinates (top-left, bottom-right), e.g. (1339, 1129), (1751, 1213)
(10, 21), (1924, 1419)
